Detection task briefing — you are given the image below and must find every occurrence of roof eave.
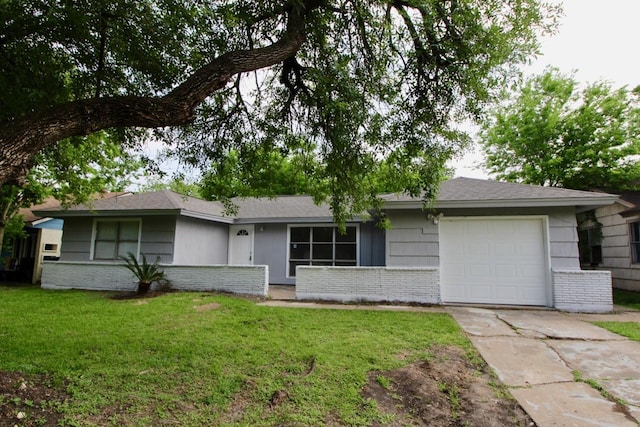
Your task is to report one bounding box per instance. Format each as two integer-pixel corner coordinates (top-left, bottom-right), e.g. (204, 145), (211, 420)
(383, 196), (619, 210)
(31, 209), (183, 217)
(180, 210), (235, 224)
(234, 216), (368, 224)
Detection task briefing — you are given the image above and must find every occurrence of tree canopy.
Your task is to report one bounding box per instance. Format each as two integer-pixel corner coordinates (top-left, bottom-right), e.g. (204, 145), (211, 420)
(480, 68), (640, 191)
(0, 133), (140, 250)
(1, 0), (559, 222)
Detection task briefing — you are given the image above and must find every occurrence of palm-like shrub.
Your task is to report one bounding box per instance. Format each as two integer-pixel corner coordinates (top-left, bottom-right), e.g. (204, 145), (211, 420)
(122, 252), (169, 295)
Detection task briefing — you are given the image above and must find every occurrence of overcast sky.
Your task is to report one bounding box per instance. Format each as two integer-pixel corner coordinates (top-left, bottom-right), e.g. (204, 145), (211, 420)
(451, 0), (640, 179)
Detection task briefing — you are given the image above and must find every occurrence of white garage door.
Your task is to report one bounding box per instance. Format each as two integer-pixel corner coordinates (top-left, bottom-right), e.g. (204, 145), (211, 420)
(440, 218), (548, 306)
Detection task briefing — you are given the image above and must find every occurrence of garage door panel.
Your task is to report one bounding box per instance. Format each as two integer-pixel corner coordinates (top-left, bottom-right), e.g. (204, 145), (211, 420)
(445, 263), (466, 278)
(494, 242), (516, 256)
(469, 285), (492, 299)
(469, 264), (491, 277)
(441, 218), (548, 306)
(495, 264), (517, 278)
(494, 286), (518, 300)
(468, 241), (490, 256)
(517, 242), (544, 256)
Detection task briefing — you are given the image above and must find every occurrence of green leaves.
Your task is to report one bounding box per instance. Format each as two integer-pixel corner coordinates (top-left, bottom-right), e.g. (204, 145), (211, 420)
(481, 68), (640, 191)
(0, 131), (142, 250)
(2, 0), (559, 222)
(121, 252), (169, 295)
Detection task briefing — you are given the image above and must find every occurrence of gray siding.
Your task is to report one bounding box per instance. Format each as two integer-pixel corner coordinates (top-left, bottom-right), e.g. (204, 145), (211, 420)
(587, 203), (640, 291)
(253, 223), (290, 285)
(385, 210), (439, 267)
(59, 215), (177, 263)
(385, 207), (580, 269)
(173, 216), (228, 264)
(359, 222), (386, 266)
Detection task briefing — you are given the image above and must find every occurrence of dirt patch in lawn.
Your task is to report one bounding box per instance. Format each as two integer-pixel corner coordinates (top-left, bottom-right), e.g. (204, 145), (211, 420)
(362, 346), (534, 426)
(109, 290), (171, 300)
(194, 302), (222, 312)
(0, 372), (69, 427)
(0, 346), (532, 426)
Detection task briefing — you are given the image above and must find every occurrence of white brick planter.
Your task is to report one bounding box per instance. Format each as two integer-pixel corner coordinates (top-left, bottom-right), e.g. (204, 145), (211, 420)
(552, 269), (612, 312)
(296, 266), (440, 304)
(41, 261), (269, 296)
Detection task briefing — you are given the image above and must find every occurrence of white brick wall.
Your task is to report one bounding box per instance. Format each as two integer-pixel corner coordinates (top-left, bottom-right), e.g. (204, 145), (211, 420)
(296, 266), (440, 304)
(552, 269), (612, 313)
(41, 262), (269, 296)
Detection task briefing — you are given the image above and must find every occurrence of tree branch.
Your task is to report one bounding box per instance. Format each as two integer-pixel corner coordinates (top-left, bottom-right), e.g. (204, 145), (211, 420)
(0, 0), (324, 186)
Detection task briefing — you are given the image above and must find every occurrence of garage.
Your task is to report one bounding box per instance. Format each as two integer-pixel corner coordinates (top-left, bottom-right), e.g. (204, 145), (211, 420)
(439, 217), (549, 306)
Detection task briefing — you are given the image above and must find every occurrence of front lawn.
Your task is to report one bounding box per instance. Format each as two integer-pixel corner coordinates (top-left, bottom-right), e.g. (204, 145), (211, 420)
(593, 289), (640, 343)
(0, 286), (469, 426)
(593, 321), (640, 342)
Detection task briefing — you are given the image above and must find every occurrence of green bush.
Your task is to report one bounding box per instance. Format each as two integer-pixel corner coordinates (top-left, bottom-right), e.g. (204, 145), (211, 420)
(121, 252), (169, 294)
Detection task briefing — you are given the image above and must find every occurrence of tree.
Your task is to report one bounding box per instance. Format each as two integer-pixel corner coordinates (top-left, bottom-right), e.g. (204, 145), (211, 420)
(1, 1), (559, 222)
(199, 144), (319, 201)
(0, 132), (141, 250)
(480, 68), (640, 191)
(138, 176), (203, 198)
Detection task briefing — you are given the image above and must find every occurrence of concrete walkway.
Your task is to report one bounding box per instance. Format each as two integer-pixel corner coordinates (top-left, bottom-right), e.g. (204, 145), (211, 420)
(447, 306), (640, 426)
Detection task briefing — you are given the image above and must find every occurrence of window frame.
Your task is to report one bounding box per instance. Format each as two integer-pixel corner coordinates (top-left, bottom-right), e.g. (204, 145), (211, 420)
(90, 218), (142, 261)
(578, 225), (603, 266)
(286, 224), (359, 278)
(630, 221), (640, 264)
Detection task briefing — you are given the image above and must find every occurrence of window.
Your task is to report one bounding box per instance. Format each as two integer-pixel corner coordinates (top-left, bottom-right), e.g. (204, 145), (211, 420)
(93, 220), (141, 260)
(288, 225), (357, 277)
(43, 243), (58, 252)
(578, 226), (602, 266)
(631, 222), (640, 263)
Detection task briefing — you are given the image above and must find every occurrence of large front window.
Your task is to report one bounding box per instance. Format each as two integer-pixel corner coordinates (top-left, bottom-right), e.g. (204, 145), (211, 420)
(288, 226), (357, 277)
(93, 220), (141, 260)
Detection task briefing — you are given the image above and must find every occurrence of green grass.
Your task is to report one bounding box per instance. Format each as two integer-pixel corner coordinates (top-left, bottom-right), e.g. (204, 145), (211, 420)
(0, 286), (469, 426)
(594, 289), (640, 346)
(594, 321), (640, 342)
(613, 289), (640, 310)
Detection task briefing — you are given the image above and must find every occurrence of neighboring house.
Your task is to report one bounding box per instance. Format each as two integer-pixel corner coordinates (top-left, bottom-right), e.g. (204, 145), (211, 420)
(578, 192), (640, 291)
(35, 178), (619, 312)
(2, 197), (64, 283)
(1, 193), (129, 283)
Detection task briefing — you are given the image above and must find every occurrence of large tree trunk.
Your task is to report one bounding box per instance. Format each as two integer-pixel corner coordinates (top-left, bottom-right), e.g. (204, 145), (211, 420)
(0, 1), (321, 186)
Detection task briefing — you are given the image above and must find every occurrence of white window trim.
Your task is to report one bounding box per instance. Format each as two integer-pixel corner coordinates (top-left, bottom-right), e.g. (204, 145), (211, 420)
(286, 223), (360, 278)
(90, 218), (142, 261)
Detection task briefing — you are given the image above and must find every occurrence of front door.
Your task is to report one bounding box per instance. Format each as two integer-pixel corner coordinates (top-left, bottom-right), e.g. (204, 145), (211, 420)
(229, 225), (254, 265)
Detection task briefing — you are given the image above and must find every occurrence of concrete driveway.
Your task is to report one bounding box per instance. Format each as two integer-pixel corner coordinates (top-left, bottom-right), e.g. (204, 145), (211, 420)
(447, 307), (640, 427)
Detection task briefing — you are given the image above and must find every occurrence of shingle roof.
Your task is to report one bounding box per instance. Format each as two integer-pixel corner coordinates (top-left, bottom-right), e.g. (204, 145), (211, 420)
(19, 197), (62, 224)
(232, 196), (332, 222)
(383, 177), (618, 208)
(35, 178), (618, 223)
(20, 192), (127, 223)
(34, 190), (233, 222)
(618, 191), (640, 217)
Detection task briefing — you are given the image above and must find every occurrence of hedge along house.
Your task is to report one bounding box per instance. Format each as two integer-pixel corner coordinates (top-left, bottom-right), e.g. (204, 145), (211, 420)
(36, 178), (618, 312)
